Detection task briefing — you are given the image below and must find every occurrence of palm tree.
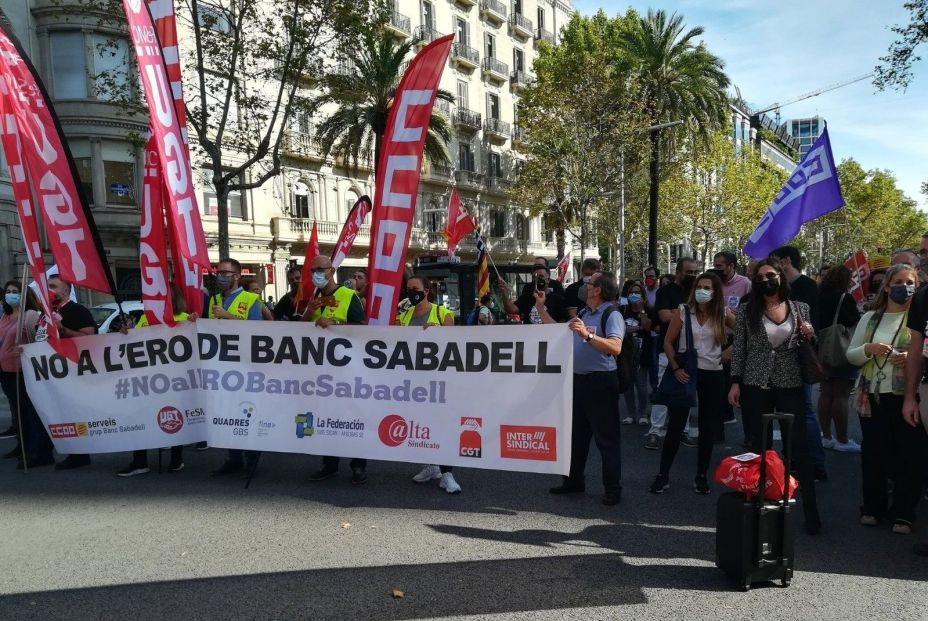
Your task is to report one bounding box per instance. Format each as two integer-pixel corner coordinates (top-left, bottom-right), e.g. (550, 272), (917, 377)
(313, 27), (454, 178)
(619, 10), (730, 267)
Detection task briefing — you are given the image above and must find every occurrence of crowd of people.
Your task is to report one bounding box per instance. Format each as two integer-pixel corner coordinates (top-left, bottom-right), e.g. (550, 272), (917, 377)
(2, 243), (928, 556)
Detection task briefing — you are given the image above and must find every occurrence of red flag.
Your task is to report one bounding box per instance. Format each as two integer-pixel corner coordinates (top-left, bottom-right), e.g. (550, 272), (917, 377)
(294, 221), (320, 315)
(441, 189), (474, 255)
(557, 252), (571, 283)
(845, 250), (870, 304)
(0, 26), (114, 295)
(140, 144), (175, 326)
(331, 195), (373, 269)
(366, 35), (454, 325)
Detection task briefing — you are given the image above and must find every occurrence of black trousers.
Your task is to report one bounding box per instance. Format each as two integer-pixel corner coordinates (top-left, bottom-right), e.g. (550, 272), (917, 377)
(132, 446), (183, 467)
(5, 372), (53, 460)
(860, 393), (927, 523)
(660, 369), (726, 478)
(0, 371), (19, 433)
(322, 456), (367, 471)
(229, 449), (260, 466)
(565, 371), (622, 493)
(741, 385), (818, 522)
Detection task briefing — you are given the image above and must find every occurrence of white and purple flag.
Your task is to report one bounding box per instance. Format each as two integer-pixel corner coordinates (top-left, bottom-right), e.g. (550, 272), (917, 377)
(744, 127), (844, 259)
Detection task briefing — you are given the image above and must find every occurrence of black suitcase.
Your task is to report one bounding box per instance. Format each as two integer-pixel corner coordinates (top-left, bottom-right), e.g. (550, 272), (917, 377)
(716, 412), (796, 590)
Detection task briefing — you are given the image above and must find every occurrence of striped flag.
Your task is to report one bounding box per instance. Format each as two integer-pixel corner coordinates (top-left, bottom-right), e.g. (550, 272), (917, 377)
(476, 231), (490, 297)
(557, 252), (571, 283)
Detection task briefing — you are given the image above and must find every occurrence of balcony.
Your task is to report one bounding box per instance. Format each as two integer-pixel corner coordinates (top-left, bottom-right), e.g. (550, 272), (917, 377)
(435, 99), (451, 118)
(510, 70), (535, 91)
(486, 174), (511, 194)
(334, 148), (374, 171)
(483, 117), (510, 142)
(535, 27), (555, 46)
(509, 13), (533, 39)
(451, 42), (479, 69)
(282, 131), (324, 161)
(481, 57), (509, 83)
(455, 169), (484, 188)
(480, 0), (506, 24)
(385, 11), (411, 37)
(453, 108), (482, 132)
(413, 25), (443, 47)
(334, 59), (356, 76)
(511, 125), (528, 146)
(454, 0), (477, 6)
(271, 218), (372, 245)
(424, 163), (453, 182)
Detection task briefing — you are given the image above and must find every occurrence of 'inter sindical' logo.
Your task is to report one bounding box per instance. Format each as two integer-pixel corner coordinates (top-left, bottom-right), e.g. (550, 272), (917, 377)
(499, 425), (556, 461)
(157, 406), (184, 434)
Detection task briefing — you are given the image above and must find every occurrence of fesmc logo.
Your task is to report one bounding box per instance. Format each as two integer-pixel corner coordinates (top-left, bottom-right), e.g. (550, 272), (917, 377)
(378, 414), (438, 449)
(295, 412), (315, 438)
(157, 406), (184, 434)
(459, 417), (482, 458)
(500, 425), (557, 461)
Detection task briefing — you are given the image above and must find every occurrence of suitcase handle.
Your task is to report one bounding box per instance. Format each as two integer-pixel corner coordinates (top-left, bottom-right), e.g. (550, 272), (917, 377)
(756, 412), (794, 570)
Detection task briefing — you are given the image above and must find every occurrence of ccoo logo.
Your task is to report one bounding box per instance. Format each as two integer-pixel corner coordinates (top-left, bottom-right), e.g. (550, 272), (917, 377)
(157, 406), (184, 434)
(378, 414), (408, 447)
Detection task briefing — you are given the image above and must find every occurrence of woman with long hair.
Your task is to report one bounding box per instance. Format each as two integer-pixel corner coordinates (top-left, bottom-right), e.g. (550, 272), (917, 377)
(816, 264), (862, 452)
(846, 263), (926, 534)
(650, 272), (734, 495)
(620, 280), (653, 426)
(729, 257), (822, 534)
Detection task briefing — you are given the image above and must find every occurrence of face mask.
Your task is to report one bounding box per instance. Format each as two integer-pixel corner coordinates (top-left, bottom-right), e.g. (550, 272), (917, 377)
(578, 285), (588, 304)
(408, 290), (426, 306)
(645, 277), (656, 288)
(628, 293), (642, 304)
(889, 284), (916, 304)
(760, 279), (779, 296)
(694, 289), (713, 304)
(215, 274), (233, 291)
(582, 275), (592, 284)
(681, 275), (696, 293)
(4, 293), (20, 308)
(312, 272), (329, 288)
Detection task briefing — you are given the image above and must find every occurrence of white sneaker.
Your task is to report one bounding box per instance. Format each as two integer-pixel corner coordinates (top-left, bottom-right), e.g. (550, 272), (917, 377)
(821, 437), (836, 450)
(637, 416), (649, 425)
(773, 430), (782, 441)
(834, 439), (861, 453)
(621, 417), (634, 425)
(412, 464), (441, 483)
(439, 471), (462, 494)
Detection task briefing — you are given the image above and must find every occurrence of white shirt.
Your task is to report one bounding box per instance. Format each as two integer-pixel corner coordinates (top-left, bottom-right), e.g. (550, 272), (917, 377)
(678, 305), (723, 371)
(763, 314), (794, 349)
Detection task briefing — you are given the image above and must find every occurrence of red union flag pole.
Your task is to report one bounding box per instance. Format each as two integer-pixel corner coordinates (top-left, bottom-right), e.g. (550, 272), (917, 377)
(366, 35), (454, 325)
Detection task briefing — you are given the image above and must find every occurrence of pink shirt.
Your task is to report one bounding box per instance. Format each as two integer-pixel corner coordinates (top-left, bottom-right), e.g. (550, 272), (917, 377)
(722, 273), (752, 310)
(0, 314), (19, 372)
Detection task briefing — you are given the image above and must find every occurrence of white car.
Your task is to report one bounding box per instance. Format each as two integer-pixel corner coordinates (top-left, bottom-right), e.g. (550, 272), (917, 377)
(90, 301), (145, 333)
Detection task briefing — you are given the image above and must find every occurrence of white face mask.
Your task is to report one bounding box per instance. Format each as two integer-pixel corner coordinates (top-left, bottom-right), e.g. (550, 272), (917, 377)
(312, 272), (329, 288)
(694, 289), (713, 304)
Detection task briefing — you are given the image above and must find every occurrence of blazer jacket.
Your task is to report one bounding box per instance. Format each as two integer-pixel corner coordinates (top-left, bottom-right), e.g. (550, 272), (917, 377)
(731, 301), (812, 389)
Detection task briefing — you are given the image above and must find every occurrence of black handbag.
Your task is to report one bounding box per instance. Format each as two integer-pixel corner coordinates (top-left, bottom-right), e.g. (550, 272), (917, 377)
(792, 302), (826, 384)
(653, 305), (698, 408)
(817, 293), (854, 374)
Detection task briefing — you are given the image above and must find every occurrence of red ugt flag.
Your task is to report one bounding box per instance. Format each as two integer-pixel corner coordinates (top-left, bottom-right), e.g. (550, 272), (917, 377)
(294, 221), (320, 316)
(557, 252), (571, 283)
(441, 189), (475, 255)
(845, 250), (870, 304)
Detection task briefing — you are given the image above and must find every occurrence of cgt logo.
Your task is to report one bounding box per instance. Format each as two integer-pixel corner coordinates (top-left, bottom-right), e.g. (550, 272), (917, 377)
(295, 412), (315, 438)
(157, 406), (184, 434)
(459, 417), (482, 458)
(500, 425), (557, 462)
(48, 422), (87, 439)
(378, 414), (438, 449)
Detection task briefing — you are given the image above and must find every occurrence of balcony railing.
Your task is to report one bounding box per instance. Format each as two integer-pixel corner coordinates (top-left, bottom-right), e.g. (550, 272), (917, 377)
(510, 70), (535, 90)
(535, 27), (555, 45)
(453, 108), (482, 131)
(436, 99), (451, 117)
(413, 25), (442, 46)
(484, 117), (510, 139)
(509, 13), (533, 38)
(387, 11), (411, 36)
(334, 59), (355, 76)
(455, 169), (484, 187)
(451, 42), (480, 68)
(480, 0), (507, 23)
(282, 131), (323, 160)
(486, 174), (511, 193)
(482, 57), (509, 81)
(511, 125), (527, 144)
(428, 164), (453, 179)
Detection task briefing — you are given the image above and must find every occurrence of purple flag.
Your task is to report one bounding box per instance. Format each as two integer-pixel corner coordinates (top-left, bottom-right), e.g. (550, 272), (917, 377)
(744, 127), (844, 259)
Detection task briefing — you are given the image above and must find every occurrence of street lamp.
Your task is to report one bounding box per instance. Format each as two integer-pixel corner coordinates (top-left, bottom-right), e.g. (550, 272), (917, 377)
(646, 120), (684, 269)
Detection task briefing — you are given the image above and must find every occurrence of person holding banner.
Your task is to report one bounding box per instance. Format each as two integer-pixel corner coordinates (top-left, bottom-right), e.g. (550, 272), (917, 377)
(208, 259), (263, 477)
(544, 272), (625, 506)
(241, 276), (275, 322)
(306, 255), (368, 484)
(272, 266), (304, 321)
(351, 269), (369, 309)
(398, 275), (462, 494)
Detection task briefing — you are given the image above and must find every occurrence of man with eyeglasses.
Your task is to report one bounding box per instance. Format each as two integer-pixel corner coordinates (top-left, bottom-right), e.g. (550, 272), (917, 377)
(209, 258), (264, 477)
(893, 248), (928, 284)
(645, 257), (699, 451)
(272, 265), (304, 321)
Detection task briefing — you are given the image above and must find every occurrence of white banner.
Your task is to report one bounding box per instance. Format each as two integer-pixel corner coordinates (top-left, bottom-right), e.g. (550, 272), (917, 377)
(22, 322), (573, 474)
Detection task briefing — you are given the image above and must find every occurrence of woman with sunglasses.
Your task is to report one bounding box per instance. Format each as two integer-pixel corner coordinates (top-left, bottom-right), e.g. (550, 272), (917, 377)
(729, 257), (822, 534)
(847, 263), (926, 534)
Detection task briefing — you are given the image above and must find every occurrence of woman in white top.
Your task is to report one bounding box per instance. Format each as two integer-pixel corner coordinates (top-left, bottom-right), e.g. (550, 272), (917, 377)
(846, 263), (925, 534)
(650, 272), (735, 495)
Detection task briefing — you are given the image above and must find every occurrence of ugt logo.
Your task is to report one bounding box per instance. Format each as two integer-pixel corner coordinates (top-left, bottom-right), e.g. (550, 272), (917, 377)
(295, 412), (315, 438)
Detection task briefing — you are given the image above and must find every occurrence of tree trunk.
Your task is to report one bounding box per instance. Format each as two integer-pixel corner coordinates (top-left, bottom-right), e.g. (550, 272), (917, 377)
(216, 182), (231, 259)
(556, 226), (566, 265)
(579, 203), (586, 264)
(648, 131), (660, 268)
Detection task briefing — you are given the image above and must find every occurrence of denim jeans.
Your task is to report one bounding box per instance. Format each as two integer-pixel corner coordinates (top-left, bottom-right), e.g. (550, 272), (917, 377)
(804, 383), (826, 470)
(623, 366), (650, 420)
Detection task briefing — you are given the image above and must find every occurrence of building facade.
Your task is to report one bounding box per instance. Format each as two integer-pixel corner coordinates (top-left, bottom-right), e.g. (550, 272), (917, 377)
(784, 116), (823, 158)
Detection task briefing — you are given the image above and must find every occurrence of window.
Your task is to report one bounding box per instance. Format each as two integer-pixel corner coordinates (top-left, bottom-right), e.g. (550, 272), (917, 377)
(488, 152), (502, 177)
(487, 93), (500, 120)
(422, 1), (435, 29)
(485, 33), (495, 59)
(197, 4), (232, 34)
(50, 32), (87, 99)
(92, 35), (131, 102)
(513, 0), (523, 16)
(514, 214), (528, 241)
(102, 141), (136, 206)
(458, 143), (475, 171)
(490, 208), (506, 237)
(291, 98), (312, 134)
(456, 80), (469, 109)
(425, 199), (443, 233)
(537, 7), (545, 29)
(292, 180), (313, 219)
(455, 18), (469, 47)
(346, 190), (361, 216)
(513, 48), (524, 72)
(202, 171), (244, 219)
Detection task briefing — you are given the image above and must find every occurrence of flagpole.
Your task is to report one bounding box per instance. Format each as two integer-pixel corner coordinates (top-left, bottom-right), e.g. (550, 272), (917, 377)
(15, 261), (28, 473)
(477, 229), (502, 281)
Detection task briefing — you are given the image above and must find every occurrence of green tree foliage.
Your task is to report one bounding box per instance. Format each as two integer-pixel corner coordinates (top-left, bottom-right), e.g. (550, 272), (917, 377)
(874, 0), (928, 91)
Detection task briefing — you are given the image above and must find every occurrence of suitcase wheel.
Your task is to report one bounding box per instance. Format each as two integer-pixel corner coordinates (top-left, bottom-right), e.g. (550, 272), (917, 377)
(741, 583), (751, 592)
(781, 579), (790, 588)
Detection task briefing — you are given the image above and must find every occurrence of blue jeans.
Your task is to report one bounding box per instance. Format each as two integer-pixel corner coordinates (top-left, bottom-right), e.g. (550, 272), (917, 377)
(804, 383), (826, 470)
(623, 366), (650, 420)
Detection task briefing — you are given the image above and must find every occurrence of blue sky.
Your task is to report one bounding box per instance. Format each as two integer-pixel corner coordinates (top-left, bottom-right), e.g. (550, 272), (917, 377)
(573, 0), (928, 208)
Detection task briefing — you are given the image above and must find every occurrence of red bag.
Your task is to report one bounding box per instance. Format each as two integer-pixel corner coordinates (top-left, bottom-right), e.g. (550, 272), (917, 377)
(713, 450), (799, 501)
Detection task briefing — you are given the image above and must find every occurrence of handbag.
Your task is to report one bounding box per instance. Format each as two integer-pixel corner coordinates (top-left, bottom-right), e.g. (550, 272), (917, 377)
(792, 302), (826, 384)
(653, 305), (698, 408)
(817, 293), (854, 373)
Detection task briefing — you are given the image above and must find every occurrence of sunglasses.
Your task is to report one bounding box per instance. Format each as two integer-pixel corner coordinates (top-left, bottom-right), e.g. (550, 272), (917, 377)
(754, 272), (779, 282)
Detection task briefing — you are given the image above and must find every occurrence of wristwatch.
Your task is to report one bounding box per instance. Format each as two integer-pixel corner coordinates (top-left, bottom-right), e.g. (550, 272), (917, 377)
(584, 333), (594, 343)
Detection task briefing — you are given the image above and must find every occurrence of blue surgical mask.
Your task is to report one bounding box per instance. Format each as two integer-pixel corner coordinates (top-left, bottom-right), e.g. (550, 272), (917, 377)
(312, 272), (329, 288)
(694, 289), (714, 304)
(628, 293), (642, 304)
(215, 274), (233, 291)
(4, 293), (20, 308)
(889, 284), (916, 304)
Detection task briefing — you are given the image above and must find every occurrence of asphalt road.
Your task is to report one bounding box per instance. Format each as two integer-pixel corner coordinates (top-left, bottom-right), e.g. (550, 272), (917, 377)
(0, 404), (926, 620)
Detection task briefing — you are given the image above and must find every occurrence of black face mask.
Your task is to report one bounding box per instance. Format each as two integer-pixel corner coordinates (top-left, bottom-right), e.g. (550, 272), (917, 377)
(408, 290), (426, 305)
(681, 275), (696, 293)
(760, 279), (780, 296)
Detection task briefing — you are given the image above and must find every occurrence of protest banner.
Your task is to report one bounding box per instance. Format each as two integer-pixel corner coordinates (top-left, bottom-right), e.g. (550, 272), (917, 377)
(22, 323), (574, 475)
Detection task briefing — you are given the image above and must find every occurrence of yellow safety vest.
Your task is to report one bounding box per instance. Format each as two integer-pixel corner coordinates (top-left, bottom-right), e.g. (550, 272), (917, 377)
(209, 290), (260, 320)
(309, 286), (358, 323)
(397, 303), (454, 327)
(136, 312), (189, 328)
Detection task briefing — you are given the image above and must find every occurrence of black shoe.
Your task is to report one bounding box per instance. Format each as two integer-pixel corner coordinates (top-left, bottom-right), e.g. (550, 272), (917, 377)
(549, 482), (585, 495)
(693, 475), (710, 495)
(167, 461), (184, 473)
(351, 468), (368, 485)
(0, 427), (17, 440)
(16, 455), (55, 470)
(814, 467), (828, 483)
(308, 466), (338, 482)
(194, 441), (209, 452)
(913, 543), (928, 557)
(117, 462), (150, 477)
(54, 455), (91, 470)
(680, 433), (697, 448)
(211, 460), (244, 477)
(3, 445), (21, 459)
(602, 490), (621, 505)
(649, 474), (670, 494)
(805, 516), (823, 536)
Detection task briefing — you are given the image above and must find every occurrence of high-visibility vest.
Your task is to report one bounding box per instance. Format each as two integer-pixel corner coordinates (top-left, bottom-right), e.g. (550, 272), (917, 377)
(208, 290), (260, 320)
(309, 286), (358, 323)
(397, 303), (454, 327)
(136, 312), (189, 328)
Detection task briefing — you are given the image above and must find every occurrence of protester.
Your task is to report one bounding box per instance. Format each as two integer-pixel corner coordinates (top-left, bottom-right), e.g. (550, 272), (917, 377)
(352, 268), (369, 308)
(499, 259), (568, 324)
(892, 248), (928, 284)
(476, 294), (495, 325)
(729, 257), (822, 534)
(305, 255), (368, 484)
(240, 275), (275, 321)
(849, 263), (924, 535)
(650, 272), (734, 495)
(816, 264), (862, 452)
(564, 258), (602, 316)
(272, 266), (304, 321)
(659, 274), (673, 289)
(0, 281), (23, 444)
(643, 266), (660, 307)
(544, 272), (624, 505)
(208, 258), (263, 477)
(399, 276), (462, 494)
(645, 257), (699, 451)
(867, 269), (887, 310)
(619, 281), (653, 426)
(713, 252), (752, 311)
(904, 266), (928, 556)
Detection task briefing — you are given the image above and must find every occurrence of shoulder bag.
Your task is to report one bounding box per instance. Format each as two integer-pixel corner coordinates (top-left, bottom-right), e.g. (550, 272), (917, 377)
(793, 302), (826, 384)
(653, 305), (698, 408)
(817, 293), (854, 374)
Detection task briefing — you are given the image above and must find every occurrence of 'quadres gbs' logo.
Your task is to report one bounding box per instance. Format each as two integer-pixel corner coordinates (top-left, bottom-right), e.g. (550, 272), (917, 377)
(295, 412), (315, 438)
(500, 425), (557, 461)
(157, 406), (184, 434)
(459, 417), (482, 458)
(378, 414), (438, 449)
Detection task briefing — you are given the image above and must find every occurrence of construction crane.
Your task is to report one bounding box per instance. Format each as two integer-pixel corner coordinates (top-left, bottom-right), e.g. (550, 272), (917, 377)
(753, 72), (874, 122)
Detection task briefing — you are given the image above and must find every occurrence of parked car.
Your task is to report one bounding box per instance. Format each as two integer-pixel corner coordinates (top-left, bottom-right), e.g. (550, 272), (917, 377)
(90, 301), (145, 333)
